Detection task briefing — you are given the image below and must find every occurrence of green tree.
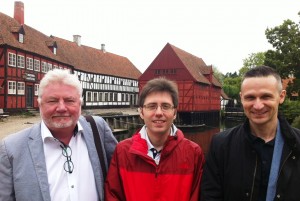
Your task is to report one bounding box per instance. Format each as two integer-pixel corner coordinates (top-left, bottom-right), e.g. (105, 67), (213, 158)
(239, 52), (266, 76)
(265, 12), (300, 97)
(213, 66), (224, 85)
(222, 76), (242, 105)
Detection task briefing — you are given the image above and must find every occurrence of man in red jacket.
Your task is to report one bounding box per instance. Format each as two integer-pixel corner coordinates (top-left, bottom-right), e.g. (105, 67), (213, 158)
(105, 77), (205, 201)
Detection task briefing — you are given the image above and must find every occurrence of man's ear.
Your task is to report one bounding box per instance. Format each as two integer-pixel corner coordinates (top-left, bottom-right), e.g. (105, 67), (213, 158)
(138, 107), (144, 120)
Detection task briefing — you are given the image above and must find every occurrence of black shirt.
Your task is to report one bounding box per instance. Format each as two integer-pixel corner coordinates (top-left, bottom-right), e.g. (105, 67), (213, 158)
(246, 131), (275, 201)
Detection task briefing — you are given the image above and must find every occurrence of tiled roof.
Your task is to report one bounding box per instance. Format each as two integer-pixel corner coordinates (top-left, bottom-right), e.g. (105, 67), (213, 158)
(169, 43), (221, 87)
(52, 36), (141, 79)
(0, 13), (66, 62)
(0, 12), (141, 80)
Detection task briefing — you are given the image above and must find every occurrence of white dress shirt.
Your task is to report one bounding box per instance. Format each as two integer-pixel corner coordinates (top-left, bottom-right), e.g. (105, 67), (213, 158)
(41, 121), (98, 201)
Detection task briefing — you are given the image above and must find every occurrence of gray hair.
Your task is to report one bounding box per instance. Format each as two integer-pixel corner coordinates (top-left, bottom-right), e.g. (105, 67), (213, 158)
(37, 69), (83, 104)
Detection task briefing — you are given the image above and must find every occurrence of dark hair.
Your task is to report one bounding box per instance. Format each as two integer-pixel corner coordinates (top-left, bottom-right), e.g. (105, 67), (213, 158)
(138, 77), (179, 108)
(242, 65), (283, 91)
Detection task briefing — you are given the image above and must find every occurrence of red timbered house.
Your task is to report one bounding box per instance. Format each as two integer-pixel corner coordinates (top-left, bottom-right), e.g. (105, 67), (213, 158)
(139, 43), (225, 125)
(0, 2), (141, 113)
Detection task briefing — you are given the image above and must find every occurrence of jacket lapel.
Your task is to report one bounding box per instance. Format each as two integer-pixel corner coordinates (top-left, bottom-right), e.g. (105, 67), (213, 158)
(79, 117), (103, 197)
(28, 123), (51, 201)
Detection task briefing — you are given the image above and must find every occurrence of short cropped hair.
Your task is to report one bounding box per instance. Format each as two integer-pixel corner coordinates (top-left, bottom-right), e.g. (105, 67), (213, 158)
(242, 65), (283, 91)
(37, 69), (83, 104)
(138, 77), (179, 108)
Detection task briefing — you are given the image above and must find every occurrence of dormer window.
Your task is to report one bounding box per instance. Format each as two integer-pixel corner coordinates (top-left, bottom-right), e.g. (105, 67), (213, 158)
(19, 33), (24, 43)
(11, 25), (25, 44)
(46, 40), (57, 55)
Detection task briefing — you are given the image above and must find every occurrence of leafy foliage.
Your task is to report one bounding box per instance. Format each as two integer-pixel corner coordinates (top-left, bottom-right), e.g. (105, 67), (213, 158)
(279, 99), (300, 123)
(239, 52), (266, 76)
(265, 12), (300, 97)
(222, 76), (241, 104)
(292, 115), (300, 129)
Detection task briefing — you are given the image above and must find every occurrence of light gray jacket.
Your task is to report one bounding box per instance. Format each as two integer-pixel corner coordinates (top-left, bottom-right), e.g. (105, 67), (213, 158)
(0, 115), (118, 201)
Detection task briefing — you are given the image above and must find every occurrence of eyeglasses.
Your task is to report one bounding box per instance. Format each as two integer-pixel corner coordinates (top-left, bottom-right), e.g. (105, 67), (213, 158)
(143, 103), (175, 112)
(60, 144), (74, 174)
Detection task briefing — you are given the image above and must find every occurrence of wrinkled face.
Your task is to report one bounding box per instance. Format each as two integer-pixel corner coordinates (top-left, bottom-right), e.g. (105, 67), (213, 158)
(39, 83), (81, 133)
(240, 76), (286, 128)
(140, 91), (177, 137)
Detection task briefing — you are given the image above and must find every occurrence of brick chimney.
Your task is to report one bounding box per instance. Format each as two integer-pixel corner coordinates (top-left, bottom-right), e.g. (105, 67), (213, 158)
(14, 1), (24, 25)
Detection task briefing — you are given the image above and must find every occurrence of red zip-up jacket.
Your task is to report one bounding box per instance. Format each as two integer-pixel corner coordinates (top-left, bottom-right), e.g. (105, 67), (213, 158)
(105, 128), (205, 201)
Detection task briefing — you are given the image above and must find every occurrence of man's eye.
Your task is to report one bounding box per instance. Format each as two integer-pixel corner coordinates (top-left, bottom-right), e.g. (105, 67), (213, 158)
(148, 105), (157, 109)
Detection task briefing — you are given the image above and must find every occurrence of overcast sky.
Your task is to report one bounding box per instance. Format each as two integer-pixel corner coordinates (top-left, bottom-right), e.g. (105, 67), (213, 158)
(1, 0), (300, 74)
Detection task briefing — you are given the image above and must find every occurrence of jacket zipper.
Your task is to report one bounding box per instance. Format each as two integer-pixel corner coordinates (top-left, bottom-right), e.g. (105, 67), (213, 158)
(250, 155), (258, 201)
(275, 150), (292, 189)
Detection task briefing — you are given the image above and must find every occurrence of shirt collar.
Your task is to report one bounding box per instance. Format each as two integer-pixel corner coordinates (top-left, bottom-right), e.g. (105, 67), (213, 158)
(41, 120), (83, 143)
(139, 124), (178, 151)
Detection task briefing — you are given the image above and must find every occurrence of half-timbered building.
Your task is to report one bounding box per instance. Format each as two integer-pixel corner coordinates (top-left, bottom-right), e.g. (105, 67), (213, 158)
(139, 43), (225, 125)
(0, 2), (141, 113)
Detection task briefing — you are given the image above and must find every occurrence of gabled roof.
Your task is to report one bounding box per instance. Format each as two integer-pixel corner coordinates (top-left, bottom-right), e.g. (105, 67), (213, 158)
(169, 43), (221, 87)
(0, 12), (141, 80)
(52, 36), (141, 79)
(0, 12), (64, 62)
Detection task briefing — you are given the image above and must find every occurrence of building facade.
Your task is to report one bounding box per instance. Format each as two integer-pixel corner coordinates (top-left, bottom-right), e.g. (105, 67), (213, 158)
(0, 2), (141, 112)
(139, 43), (226, 125)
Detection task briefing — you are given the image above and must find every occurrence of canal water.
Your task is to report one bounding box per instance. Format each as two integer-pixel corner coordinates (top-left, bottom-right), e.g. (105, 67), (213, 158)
(113, 118), (243, 155)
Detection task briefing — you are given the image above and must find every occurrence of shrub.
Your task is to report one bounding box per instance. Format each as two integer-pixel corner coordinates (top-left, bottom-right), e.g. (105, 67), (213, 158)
(292, 116), (300, 129)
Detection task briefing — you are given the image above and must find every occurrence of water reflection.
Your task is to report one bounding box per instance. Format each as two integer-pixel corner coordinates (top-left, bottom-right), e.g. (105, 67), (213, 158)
(113, 119), (243, 155)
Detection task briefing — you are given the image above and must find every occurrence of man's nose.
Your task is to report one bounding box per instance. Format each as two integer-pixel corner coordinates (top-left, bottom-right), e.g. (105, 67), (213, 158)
(253, 99), (264, 110)
(56, 100), (67, 111)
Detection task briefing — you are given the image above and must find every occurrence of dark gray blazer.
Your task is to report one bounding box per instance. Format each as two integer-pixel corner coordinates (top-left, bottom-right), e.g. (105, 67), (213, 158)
(0, 115), (118, 201)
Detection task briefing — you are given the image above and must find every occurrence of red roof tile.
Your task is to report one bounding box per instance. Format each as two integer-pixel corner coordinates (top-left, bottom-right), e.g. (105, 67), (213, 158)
(169, 43), (221, 87)
(0, 12), (141, 80)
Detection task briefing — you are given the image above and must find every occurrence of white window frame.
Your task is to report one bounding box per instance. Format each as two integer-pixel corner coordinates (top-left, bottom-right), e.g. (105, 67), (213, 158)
(47, 63), (52, 71)
(8, 53), (16, 67)
(41, 61), (47, 73)
(34, 59), (40, 72)
(34, 84), (39, 96)
(19, 33), (24, 43)
(26, 57), (33, 70)
(86, 91), (92, 102)
(8, 81), (16, 94)
(17, 55), (25, 68)
(17, 82), (25, 95)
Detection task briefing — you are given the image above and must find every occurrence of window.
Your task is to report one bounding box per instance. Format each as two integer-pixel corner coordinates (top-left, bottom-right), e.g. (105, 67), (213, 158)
(99, 93), (103, 101)
(17, 55), (25, 68)
(47, 63), (52, 71)
(41, 61), (47, 73)
(93, 92), (98, 102)
(26, 57), (33, 70)
(53, 65), (58, 69)
(8, 81), (16, 94)
(34, 84), (39, 96)
(19, 33), (24, 43)
(34, 59), (40, 72)
(53, 47), (57, 55)
(8, 53), (16, 67)
(86, 91), (92, 102)
(17, 82), (25, 95)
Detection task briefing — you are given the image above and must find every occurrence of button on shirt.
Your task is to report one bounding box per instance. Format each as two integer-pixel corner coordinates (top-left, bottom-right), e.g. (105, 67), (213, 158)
(41, 121), (98, 201)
